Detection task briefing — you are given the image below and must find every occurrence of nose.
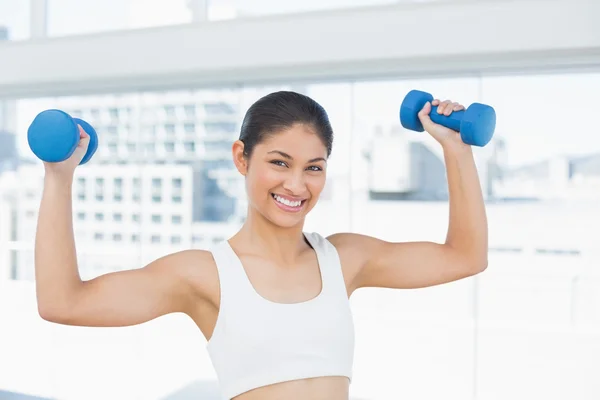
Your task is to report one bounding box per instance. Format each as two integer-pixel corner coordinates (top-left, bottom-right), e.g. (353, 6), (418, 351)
(282, 170), (306, 195)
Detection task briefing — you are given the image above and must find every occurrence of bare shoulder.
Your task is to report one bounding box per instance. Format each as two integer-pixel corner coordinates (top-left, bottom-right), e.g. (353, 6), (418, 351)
(327, 232), (384, 261)
(326, 232), (385, 294)
(156, 248), (220, 304)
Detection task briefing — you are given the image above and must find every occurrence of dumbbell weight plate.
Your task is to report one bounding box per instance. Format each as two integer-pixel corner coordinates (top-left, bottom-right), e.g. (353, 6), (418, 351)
(27, 109), (80, 163)
(73, 118), (98, 165)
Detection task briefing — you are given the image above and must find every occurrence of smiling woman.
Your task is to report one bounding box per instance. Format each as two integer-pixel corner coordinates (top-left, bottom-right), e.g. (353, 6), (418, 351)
(33, 88), (488, 400)
(232, 92), (331, 228)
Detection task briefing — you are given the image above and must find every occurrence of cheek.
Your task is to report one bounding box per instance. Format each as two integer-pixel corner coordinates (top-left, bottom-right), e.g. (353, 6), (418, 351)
(306, 174), (327, 196)
(247, 167), (280, 197)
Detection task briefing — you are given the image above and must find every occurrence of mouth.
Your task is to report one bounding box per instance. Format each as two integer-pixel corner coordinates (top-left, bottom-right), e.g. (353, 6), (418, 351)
(271, 193), (307, 213)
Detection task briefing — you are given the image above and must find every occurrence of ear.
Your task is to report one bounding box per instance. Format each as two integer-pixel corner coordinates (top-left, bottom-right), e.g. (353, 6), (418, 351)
(232, 140), (248, 176)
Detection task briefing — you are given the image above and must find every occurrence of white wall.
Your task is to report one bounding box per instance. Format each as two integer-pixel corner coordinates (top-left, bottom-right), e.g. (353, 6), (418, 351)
(1, 0), (599, 98)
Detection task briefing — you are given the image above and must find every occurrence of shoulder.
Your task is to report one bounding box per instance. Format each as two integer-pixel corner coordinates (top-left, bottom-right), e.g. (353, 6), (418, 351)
(326, 232), (383, 259)
(324, 232), (384, 294)
(156, 248), (220, 303)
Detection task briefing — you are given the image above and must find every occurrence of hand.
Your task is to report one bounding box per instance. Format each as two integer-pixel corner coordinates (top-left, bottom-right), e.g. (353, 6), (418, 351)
(44, 125), (91, 179)
(417, 99), (469, 150)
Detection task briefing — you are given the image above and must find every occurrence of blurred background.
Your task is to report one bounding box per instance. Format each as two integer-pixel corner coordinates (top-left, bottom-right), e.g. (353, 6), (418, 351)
(0, 0), (599, 399)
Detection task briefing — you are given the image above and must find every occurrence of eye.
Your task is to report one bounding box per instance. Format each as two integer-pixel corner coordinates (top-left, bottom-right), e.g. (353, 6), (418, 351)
(270, 160), (287, 167)
(307, 166), (323, 172)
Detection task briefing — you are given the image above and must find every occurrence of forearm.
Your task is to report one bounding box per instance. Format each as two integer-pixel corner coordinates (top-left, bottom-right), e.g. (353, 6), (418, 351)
(35, 173), (83, 314)
(443, 145), (488, 267)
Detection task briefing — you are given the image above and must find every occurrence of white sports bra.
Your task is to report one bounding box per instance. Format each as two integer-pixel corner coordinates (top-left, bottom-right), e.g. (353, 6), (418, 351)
(206, 232), (355, 400)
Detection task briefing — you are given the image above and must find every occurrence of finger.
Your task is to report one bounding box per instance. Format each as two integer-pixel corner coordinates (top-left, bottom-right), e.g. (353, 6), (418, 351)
(437, 100), (451, 115)
(453, 103), (465, 111)
(417, 101), (435, 131)
(419, 101), (432, 117)
(431, 99), (440, 107)
(444, 101), (457, 116)
(78, 125), (89, 139)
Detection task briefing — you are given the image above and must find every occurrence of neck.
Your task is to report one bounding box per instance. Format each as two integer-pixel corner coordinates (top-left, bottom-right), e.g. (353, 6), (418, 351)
(233, 206), (308, 264)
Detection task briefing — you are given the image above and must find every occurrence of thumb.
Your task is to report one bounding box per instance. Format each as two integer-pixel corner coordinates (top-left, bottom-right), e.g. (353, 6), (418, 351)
(417, 101), (434, 129)
(77, 125), (90, 146)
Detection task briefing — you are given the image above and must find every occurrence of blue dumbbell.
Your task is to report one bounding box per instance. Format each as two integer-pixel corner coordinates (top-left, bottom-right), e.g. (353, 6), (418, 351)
(399, 90), (496, 147)
(27, 109), (98, 164)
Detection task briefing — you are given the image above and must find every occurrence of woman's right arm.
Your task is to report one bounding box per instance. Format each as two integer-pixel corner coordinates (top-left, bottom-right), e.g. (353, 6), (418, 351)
(35, 128), (212, 327)
(36, 172), (212, 327)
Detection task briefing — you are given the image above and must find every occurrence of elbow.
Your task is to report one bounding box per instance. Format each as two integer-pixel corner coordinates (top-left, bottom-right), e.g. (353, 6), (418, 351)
(38, 303), (74, 325)
(467, 256), (488, 275)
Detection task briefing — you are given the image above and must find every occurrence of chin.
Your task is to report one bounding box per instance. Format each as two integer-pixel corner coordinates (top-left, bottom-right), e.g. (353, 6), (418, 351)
(265, 208), (307, 229)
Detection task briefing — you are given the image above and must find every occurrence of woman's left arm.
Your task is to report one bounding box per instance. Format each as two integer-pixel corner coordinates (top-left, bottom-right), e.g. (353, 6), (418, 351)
(329, 98), (488, 293)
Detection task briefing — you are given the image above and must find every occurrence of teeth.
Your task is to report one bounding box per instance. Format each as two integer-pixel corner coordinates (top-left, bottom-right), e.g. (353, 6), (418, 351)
(274, 194), (302, 207)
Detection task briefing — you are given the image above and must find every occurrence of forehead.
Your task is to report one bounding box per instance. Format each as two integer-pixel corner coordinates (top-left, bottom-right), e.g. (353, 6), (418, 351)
(258, 124), (327, 157)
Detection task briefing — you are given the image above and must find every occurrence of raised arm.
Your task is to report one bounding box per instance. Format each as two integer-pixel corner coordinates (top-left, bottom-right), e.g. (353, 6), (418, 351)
(331, 98), (488, 293)
(35, 127), (213, 327)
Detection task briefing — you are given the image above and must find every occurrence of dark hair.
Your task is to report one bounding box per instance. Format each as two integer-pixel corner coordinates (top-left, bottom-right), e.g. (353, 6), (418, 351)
(239, 91), (333, 159)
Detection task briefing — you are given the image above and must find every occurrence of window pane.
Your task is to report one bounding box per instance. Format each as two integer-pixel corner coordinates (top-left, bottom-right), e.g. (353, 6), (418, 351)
(208, 0), (399, 19)
(0, 0), (30, 41)
(47, 0), (192, 37)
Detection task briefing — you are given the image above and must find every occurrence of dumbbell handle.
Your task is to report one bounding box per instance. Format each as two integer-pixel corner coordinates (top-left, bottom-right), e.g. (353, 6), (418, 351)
(428, 106), (464, 133)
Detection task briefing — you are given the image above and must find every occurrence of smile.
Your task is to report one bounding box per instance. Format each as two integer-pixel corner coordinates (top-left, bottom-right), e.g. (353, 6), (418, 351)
(271, 193), (306, 212)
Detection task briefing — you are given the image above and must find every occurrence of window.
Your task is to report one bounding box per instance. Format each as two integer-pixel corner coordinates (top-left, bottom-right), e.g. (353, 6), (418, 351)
(131, 234), (140, 243)
(132, 178), (141, 202)
(151, 214), (162, 223)
(184, 123), (195, 133)
(132, 214), (140, 223)
(165, 142), (175, 153)
(112, 233), (122, 242)
(113, 178), (123, 202)
(76, 178), (86, 201)
(172, 178), (182, 189)
(77, 177), (86, 189)
(171, 236), (181, 244)
(113, 213), (122, 222)
(203, 102), (236, 115)
(95, 178), (104, 201)
(184, 142), (195, 153)
(94, 233), (104, 241)
(164, 105), (176, 117)
(151, 235), (161, 244)
(184, 104), (196, 118)
(94, 213), (104, 221)
(172, 215), (182, 224)
(204, 121), (237, 135)
(77, 212), (86, 221)
(165, 124), (176, 135)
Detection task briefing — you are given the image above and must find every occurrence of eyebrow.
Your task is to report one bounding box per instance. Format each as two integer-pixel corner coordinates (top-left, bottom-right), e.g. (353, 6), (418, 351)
(267, 150), (326, 163)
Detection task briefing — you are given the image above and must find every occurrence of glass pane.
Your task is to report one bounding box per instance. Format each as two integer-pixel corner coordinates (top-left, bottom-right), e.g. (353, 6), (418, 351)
(209, 0), (402, 19)
(47, 0), (192, 37)
(0, 0), (30, 41)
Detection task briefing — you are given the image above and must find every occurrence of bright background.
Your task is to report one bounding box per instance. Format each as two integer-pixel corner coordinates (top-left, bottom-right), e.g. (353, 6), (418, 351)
(1, 1), (599, 399)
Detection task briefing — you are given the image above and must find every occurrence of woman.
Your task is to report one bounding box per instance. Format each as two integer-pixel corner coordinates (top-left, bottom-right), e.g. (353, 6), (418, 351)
(34, 91), (488, 400)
